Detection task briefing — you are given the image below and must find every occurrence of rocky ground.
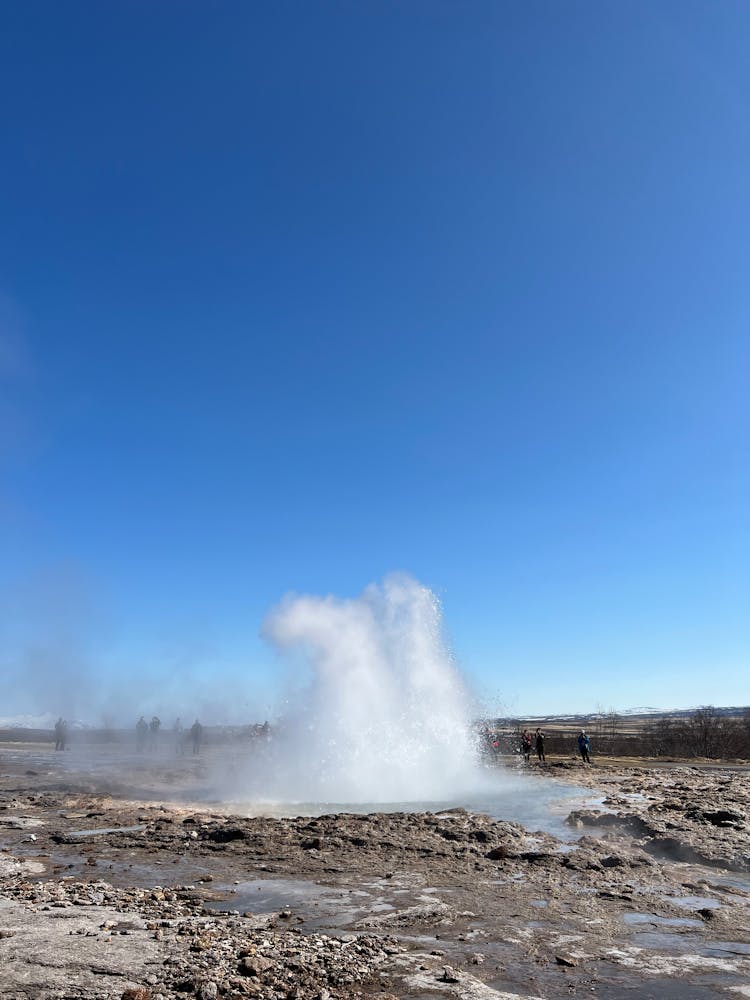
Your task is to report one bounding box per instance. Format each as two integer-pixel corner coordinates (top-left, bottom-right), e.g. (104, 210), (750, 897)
(1, 746), (749, 999)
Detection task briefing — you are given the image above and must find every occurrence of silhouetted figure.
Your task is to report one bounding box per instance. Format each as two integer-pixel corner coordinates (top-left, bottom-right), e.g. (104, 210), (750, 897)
(173, 717), (184, 756)
(149, 715), (161, 751)
(577, 730), (591, 764)
(190, 719), (203, 755)
(136, 716), (148, 752)
(482, 725), (499, 755)
(54, 717), (66, 751)
(521, 728), (532, 763)
(535, 728), (546, 762)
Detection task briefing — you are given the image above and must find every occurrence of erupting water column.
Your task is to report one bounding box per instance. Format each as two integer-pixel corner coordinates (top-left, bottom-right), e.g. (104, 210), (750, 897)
(257, 573), (480, 804)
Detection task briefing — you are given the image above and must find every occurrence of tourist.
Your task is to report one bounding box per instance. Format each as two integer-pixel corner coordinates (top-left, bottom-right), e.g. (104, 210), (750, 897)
(149, 715), (161, 751)
(521, 728), (532, 763)
(577, 730), (591, 764)
(136, 716), (148, 752)
(535, 727), (546, 763)
(190, 718), (203, 755)
(173, 717), (184, 755)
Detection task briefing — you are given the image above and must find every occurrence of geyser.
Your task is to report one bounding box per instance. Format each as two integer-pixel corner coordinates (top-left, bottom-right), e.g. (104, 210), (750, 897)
(251, 573), (481, 804)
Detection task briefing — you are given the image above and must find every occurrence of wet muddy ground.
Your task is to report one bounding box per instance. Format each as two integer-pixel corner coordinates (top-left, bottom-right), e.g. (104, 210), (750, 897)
(1, 743), (748, 999)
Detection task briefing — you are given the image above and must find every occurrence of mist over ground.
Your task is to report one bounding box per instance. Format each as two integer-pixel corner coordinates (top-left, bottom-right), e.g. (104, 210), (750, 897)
(3, 573), (501, 806)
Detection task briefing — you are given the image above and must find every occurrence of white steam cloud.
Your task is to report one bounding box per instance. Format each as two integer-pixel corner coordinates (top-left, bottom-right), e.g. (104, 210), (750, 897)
(246, 573), (481, 803)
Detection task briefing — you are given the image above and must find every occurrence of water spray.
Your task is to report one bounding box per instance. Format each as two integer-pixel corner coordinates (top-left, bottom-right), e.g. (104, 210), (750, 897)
(247, 573), (481, 803)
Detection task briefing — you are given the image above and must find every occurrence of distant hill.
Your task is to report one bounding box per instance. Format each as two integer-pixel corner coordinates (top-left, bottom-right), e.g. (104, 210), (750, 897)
(0, 714), (92, 731)
(0, 713), (57, 730)
(492, 706), (748, 725)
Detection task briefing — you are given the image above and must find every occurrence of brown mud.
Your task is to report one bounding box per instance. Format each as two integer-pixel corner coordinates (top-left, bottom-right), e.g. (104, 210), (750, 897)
(1, 744), (749, 999)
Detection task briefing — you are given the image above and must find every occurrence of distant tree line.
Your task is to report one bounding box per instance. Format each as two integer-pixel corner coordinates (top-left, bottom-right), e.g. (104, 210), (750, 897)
(641, 707), (750, 760)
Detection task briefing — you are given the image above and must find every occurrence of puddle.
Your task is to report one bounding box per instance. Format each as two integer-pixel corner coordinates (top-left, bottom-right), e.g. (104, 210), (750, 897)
(204, 876), (462, 935)
(530, 899), (548, 908)
(669, 895), (721, 911)
(577, 974), (740, 1000)
(624, 913), (703, 928)
(204, 877), (370, 929)
(627, 923), (750, 961)
(211, 876), (338, 909)
(631, 930), (705, 951)
(702, 941), (750, 957)
(708, 874), (750, 895)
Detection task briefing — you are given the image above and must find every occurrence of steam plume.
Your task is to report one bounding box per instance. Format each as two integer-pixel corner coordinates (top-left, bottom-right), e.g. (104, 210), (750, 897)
(249, 573), (480, 803)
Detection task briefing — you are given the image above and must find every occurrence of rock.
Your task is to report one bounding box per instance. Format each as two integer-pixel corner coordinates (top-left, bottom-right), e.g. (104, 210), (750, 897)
(239, 955), (274, 976)
(355, 900), (450, 928)
(555, 955), (579, 967)
(486, 846), (509, 860)
(198, 982), (218, 999)
(441, 965), (460, 982)
(702, 809), (746, 828)
(206, 826), (248, 843)
(520, 851), (557, 864)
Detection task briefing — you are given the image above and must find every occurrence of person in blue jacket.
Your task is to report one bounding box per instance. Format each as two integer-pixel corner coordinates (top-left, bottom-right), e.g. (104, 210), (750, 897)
(577, 730), (591, 764)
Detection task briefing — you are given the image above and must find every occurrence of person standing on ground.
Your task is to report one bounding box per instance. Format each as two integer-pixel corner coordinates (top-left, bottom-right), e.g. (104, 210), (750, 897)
(149, 716), (161, 751)
(190, 719), (203, 755)
(577, 730), (591, 764)
(521, 728), (532, 763)
(136, 716), (148, 752)
(173, 717), (184, 756)
(535, 727), (546, 763)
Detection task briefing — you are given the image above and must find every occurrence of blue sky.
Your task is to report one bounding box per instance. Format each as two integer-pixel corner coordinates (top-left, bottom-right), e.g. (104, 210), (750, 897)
(1, 1), (748, 720)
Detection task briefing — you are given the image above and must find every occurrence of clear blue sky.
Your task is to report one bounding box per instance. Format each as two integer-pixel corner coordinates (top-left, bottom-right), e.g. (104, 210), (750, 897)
(1, 1), (747, 720)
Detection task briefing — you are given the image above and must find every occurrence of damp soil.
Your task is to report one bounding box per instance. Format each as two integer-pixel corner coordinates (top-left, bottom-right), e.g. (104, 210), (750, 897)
(0, 744), (749, 999)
